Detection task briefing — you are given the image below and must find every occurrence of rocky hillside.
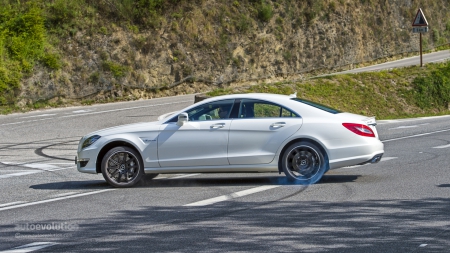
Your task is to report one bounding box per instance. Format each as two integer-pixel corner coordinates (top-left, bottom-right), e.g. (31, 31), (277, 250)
(1, 0), (450, 111)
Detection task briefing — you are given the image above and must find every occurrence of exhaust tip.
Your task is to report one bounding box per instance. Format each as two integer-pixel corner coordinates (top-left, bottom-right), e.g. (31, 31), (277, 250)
(370, 154), (383, 164)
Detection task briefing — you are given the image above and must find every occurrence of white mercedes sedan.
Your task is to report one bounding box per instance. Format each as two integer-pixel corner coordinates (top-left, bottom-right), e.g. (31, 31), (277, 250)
(76, 93), (384, 187)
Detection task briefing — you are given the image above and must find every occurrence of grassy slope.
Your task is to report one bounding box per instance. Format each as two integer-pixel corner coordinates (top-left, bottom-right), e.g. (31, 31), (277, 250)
(208, 61), (450, 120)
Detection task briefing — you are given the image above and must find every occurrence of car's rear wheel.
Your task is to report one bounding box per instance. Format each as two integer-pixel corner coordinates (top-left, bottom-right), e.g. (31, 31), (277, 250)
(101, 146), (144, 188)
(282, 141), (328, 184)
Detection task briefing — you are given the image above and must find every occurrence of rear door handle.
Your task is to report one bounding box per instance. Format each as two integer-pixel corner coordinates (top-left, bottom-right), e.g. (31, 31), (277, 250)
(271, 122), (286, 128)
(211, 123), (225, 129)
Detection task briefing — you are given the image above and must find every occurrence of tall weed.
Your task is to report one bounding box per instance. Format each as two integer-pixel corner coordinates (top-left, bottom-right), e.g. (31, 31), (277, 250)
(413, 61), (450, 110)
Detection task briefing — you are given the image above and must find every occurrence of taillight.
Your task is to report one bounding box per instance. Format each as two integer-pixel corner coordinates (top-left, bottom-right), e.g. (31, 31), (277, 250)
(342, 123), (375, 137)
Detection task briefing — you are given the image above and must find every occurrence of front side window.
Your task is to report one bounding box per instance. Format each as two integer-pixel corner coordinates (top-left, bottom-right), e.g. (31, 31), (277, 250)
(168, 99), (235, 122)
(239, 99), (299, 118)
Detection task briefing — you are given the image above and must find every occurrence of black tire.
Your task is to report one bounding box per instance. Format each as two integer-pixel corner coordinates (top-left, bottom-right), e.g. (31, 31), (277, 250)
(101, 146), (144, 188)
(281, 141), (329, 185)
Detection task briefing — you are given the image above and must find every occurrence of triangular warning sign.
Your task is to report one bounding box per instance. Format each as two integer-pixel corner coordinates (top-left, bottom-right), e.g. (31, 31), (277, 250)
(412, 8), (428, 26)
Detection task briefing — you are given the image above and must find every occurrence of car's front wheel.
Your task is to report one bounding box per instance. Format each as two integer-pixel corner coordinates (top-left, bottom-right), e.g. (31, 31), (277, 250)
(101, 146), (144, 188)
(281, 141), (328, 184)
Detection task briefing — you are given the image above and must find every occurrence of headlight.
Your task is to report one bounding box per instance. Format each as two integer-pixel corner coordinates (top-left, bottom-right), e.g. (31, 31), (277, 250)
(81, 135), (101, 149)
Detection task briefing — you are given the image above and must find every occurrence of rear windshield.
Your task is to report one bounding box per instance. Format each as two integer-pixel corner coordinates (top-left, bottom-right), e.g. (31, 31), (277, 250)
(291, 98), (341, 114)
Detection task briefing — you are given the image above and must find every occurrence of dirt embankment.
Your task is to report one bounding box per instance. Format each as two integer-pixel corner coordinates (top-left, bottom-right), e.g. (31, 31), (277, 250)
(17, 0), (450, 107)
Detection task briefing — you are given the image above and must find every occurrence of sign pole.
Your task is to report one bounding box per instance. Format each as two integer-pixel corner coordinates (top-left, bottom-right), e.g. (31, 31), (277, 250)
(412, 8), (428, 67)
(420, 32), (423, 67)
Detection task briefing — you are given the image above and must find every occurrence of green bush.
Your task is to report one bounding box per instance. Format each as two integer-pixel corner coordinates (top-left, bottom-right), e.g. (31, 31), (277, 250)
(1, 5), (46, 63)
(257, 2), (273, 22)
(305, 0), (324, 24)
(104, 0), (165, 28)
(46, 0), (82, 26)
(102, 60), (129, 78)
(41, 53), (61, 70)
(432, 28), (440, 42)
(0, 2), (47, 105)
(0, 65), (21, 105)
(235, 14), (251, 33)
(413, 61), (450, 109)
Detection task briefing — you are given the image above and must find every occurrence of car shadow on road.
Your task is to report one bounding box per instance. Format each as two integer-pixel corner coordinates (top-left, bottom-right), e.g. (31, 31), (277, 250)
(29, 174), (361, 190)
(137, 174), (360, 188)
(30, 180), (110, 190)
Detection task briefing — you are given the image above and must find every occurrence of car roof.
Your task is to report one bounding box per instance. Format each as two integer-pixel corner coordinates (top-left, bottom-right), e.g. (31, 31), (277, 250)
(200, 93), (293, 103)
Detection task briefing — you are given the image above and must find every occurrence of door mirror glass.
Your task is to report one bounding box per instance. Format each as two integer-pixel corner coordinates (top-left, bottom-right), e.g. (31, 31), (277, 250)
(177, 112), (188, 126)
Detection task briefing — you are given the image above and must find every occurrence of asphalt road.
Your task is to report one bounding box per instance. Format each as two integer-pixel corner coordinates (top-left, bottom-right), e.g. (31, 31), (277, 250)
(338, 50), (450, 74)
(1, 94), (450, 252)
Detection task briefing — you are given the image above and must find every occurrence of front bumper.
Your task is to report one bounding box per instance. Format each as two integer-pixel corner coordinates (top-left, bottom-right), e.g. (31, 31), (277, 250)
(75, 149), (98, 174)
(75, 156), (90, 167)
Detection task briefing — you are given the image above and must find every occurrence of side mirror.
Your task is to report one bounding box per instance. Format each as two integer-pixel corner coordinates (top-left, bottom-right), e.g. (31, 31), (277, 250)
(177, 112), (188, 126)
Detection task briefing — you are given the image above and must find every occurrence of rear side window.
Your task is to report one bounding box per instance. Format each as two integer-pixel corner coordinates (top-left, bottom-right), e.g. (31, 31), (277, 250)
(291, 98), (341, 114)
(239, 99), (299, 118)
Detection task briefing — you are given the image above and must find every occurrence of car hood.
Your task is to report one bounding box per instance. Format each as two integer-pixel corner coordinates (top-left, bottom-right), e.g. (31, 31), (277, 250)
(87, 121), (161, 137)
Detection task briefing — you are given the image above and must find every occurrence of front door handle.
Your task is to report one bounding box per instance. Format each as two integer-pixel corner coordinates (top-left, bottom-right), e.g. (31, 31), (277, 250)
(271, 122), (286, 128)
(211, 123), (225, 129)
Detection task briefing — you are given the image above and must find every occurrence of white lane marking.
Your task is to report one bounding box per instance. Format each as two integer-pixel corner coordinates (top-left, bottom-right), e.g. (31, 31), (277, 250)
(20, 163), (60, 171)
(433, 144), (450, 149)
(0, 201), (27, 207)
(389, 125), (418, 129)
(0, 117), (56, 127)
(0, 242), (59, 253)
(0, 170), (36, 172)
(170, 174), (201, 179)
(379, 157), (398, 162)
(419, 244), (428, 247)
(0, 100), (192, 126)
(20, 114), (56, 119)
(46, 163), (77, 165)
(72, 109), (93, 113)
(0, 171), (41, 179)
(184, 185), (280, 206)
(382, 128), (450, 143)
(0, 189), (114, 212)
(378, 115), (450, 124)
(52, 192), (78, 197)
(389, 123), (430, 130)
(1, 162), (72, 172)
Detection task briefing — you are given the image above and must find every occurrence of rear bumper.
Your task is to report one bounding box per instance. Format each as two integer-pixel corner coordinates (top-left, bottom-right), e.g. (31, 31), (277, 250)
(358, 153), (384, 165)
(328, 137), (384, 170)
(329, 151), (384, 169)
